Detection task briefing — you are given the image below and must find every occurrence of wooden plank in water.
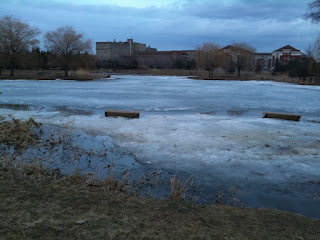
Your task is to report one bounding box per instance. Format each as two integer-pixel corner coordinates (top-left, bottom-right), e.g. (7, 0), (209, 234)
(105, 110), (140, 118)
(263, 112), (301, 121)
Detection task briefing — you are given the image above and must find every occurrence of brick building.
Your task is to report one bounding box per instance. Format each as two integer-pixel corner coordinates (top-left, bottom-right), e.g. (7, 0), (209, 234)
(136, 50), (195, 69)
(271, 45), (305, 69)
(96, 39), (157, 61)
(96, 40), (305, 71)
(96, 39), (195, 69)
(255, 53), (272, 71)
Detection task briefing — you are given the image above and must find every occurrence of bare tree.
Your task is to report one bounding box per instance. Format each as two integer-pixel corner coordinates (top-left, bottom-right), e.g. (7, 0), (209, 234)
(305, 1), (320, 62)
(305, 43), (315, 59)
(196, 42), (221, 77)
(0, 15), (40, 76)
(44, 26), (92, 77)
(313, 37), (320, 62)
(0, 46), (4, 75)
(230, 42), (255, 77)
(305, 0), (320, 22)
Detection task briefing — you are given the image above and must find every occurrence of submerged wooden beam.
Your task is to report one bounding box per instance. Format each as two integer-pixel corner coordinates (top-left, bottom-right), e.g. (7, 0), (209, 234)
(105, 110), (140, 118)
(263, 112), (301, 121)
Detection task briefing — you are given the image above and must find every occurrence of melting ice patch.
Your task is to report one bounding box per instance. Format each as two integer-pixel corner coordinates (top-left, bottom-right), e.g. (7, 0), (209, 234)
(1, 76), (320, 217)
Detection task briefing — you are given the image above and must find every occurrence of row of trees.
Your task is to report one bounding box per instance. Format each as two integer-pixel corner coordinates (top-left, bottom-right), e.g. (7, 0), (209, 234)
(305, 0), (320, 62)
(2, 1), (320, 78)
(0, 16), (92, 77)
(272, 57), (320, 78)
(196, 42), (256, 77)
(0, 48), (95, 72)
(270, 0), (320, 78)
(194, 0), (320, 78)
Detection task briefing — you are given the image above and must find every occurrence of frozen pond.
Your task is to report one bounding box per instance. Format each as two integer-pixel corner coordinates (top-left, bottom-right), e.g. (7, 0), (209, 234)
(1, 75), (320, 218)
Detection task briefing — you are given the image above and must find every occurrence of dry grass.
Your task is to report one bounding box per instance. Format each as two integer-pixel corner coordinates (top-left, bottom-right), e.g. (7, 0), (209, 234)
(110, 69), (320, 85)
(1, 169), (320, 240)
(2, 69), (319, 85)
(170, 176), (192, 200)
(0, 118), (42, 148)
(0, 69), (99, 80)
(73, 68), (94, 78)
(0, 117), (159, 195)
(109, 68), (207, 76)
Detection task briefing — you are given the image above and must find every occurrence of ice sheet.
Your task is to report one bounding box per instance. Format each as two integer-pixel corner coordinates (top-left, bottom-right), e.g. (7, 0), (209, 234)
(1, 76), (320, 217)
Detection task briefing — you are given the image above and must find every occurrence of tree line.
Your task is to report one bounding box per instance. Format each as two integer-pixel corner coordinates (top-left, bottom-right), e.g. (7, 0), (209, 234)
(1, 0), (320, 79)
(273, 0), (320, 78)
(0, 16), (93, 77)
(196, 42), (256, 77)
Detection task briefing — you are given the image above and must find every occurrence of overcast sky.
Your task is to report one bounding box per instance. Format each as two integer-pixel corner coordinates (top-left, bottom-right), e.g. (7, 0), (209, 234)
(0, 0), (317, 52)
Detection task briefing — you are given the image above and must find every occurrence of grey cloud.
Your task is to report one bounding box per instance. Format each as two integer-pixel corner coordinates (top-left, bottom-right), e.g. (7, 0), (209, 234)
(180, 0), (308, 22)
(0, 0), (316, 53)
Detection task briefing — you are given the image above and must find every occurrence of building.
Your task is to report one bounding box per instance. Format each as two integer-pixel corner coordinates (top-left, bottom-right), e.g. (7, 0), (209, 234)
(96, 39), (196, 69)
(220, 45), (255, 72)
(96, 40), (305, 71)
(271, 45), (305, 69)
(252, 45), (305, 71)
(96, 39), (157, 62)
(255, 53), (272, 71)
(136, 50), (195, 69)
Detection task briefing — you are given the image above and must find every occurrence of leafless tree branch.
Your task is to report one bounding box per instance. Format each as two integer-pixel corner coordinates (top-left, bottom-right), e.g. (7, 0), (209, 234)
(44, 26), (92, 77)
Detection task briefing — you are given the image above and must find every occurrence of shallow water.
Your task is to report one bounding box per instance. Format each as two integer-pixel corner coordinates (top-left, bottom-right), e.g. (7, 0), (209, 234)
(0, 76), (320, 218)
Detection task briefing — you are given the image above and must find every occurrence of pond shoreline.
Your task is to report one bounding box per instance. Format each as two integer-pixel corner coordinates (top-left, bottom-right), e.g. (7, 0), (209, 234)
(1, 116), (320, 219)
(1, 167), (320, 239)
(1, 76), (319, 220)
(2, 69), (320, 86)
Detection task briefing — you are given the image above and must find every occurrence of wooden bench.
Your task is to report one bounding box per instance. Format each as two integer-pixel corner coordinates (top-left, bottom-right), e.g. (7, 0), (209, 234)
(105, 110), (140, 118)
(263, 112), (301, 121)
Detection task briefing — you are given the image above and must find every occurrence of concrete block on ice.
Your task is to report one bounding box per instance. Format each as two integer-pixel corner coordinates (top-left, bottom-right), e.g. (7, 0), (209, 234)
(105, 110), (140, 118)
(263, 112), (301, 121)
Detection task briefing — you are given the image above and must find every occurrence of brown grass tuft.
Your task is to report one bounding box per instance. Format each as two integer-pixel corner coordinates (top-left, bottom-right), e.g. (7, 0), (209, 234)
(170, 176), (192, 200)
(0, 117), (42, 148)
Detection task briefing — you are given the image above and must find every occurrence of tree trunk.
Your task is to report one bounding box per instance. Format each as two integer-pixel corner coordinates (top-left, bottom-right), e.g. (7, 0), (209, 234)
(208, 69), (214, 77)
(10, 65), (14, 77)
(0, 68), (2, 76)
(10, 57), (15, 77)
(237, 68), (240, 77)
(64, 68), (68, 78)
